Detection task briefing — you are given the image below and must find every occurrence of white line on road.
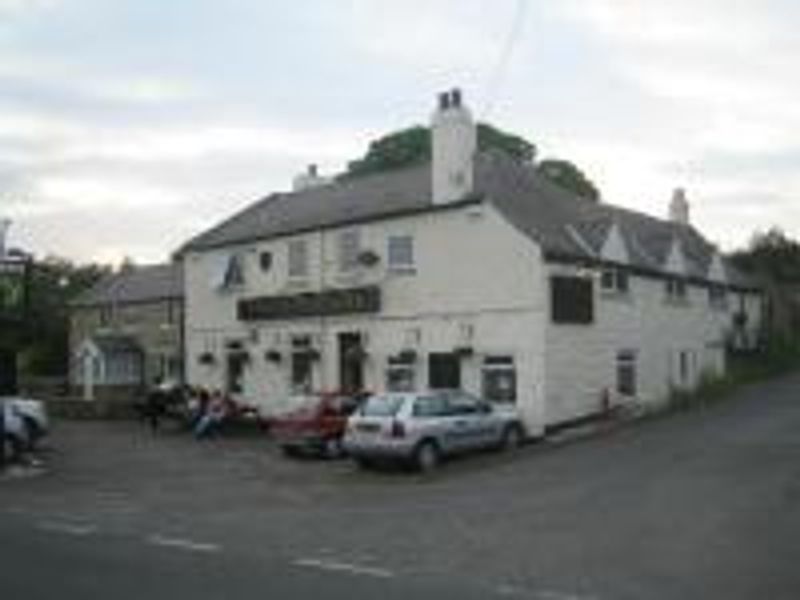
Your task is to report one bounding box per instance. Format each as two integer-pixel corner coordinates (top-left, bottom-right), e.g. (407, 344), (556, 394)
(37, 521), (98, 536)
(293, 557), (395, 579)
(146, 534), (221, 553)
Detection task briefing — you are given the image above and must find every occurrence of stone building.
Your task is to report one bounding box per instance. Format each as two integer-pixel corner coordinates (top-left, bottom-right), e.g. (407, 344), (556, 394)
(178, 90), (762, 435)
(69, 263), (183, 401)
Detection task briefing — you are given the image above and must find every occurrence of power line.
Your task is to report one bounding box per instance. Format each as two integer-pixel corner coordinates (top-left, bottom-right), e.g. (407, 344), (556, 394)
(480, 0), (529, 121)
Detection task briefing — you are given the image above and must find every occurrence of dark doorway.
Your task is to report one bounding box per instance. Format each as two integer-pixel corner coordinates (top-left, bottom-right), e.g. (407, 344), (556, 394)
(0, 349), (17, 395)
(428, 353), (461, 390)
(226, 353), (247, 395)
(338, 332), (364, 393)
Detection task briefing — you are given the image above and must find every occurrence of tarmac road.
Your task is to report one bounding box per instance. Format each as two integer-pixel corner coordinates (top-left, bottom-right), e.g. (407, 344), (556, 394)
(2, 372), (799, 599)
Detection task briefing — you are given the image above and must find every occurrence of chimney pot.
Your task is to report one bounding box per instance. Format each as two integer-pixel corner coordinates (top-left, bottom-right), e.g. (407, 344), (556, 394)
(438, 92), (450, 110)
(451, 88), (462, 108)
(308, 164), (318, 176)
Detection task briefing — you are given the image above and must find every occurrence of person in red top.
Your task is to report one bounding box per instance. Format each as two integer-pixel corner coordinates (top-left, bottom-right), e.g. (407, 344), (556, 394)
(193, 390), (229, 439)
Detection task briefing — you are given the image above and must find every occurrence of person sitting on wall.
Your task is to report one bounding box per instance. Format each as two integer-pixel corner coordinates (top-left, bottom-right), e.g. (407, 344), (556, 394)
(193, 390), (229, 439)
(187, 387), (210, 429)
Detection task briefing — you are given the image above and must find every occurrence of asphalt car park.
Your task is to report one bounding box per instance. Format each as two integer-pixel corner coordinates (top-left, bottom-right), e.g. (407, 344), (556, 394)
(2, 372), (800, 600)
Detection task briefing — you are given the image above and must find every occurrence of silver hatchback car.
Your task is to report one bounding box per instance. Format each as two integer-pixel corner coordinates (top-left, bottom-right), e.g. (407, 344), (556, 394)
(344, 390), (526, 472)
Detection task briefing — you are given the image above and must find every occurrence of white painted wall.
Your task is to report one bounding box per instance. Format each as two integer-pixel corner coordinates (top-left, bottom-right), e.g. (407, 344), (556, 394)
(183, 203), (550, 433)
(543, 265), (763, 424)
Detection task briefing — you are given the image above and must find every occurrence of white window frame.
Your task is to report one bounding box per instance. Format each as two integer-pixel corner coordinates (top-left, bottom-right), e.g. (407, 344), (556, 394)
(387, 234), (415, 273)
(600, 267), (629, 295)
(386, 357), (416, 392)
(338, 229), (361, 272)
(616, 350), (637, 396)
(287, 239), (309, 279)
(481, 355), (517, 404)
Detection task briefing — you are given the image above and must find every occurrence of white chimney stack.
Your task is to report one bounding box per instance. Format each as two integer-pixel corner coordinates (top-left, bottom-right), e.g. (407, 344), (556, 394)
(431, 88), (476, 205)
(0, 218), (10, 258)
(669, 188), (690, 225)
(292, 163), (330, 191)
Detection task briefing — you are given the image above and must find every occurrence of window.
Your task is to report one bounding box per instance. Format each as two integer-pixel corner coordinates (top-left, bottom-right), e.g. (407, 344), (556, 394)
(665, 277), (688, 302)
(388, 235), (414, 272)
(617, 350), (637, 396)
(288, 239), (308, 278)
(221, 254), (245, 289)
(600, 268), (629, 294)
(165, 300), (177, 325)
(99, 304), (113, 327)
(291, 352), (313, 393)
(482, 356), (517, 403)
(386, 355), (416, 392)
(259, 251), (273, 272)
(338, 230), (360, 272)
(708, 284), (728, 309)
(412, 394), (450, 417)
(551, 276), (594, 324)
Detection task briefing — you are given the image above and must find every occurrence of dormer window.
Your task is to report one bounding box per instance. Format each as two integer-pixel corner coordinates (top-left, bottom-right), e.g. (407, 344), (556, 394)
(665, 277), (688, 302)
(220, 254), (245, 289)
(600, 268), (629, 295)
(708, 284), (728, 310)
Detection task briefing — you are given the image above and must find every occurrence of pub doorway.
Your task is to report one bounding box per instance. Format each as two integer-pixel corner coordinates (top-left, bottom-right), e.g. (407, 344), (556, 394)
(338, 332), (364, 393)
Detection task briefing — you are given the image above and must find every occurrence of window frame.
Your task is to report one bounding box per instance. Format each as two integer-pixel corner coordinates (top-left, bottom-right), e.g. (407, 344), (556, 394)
(616, 350), (637, 397)
(600, 268), (630, 295)
(338, 229), (361, 273)
(550, 275), (595, 325)
(287, 239), (309, 279)
(387, 234), (415, 273)
(481, 355), (518, 404)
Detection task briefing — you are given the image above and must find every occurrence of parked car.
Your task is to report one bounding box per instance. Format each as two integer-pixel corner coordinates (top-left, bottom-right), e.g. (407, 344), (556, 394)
(344, 390), (525, 472)
(271, 392), (363, 458)
(1, 396), (49, 461)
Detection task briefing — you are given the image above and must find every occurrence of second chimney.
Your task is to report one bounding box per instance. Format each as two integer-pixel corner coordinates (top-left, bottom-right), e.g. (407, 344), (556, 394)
(669, 188), (690, 225)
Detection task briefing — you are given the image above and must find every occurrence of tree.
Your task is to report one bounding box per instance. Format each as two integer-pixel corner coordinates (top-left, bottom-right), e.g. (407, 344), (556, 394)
(536, 159), (600, 202)
(19, 257), (110, 376)
(339, 122), (599, 201)
(730, 228), (800, 283)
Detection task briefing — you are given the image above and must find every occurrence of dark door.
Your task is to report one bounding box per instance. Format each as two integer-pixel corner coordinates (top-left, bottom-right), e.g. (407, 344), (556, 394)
(428, 353), (461, 390)
(0, 349), (17, 395)
(226, 353), (246, 395)
(338, 332), (364, 393)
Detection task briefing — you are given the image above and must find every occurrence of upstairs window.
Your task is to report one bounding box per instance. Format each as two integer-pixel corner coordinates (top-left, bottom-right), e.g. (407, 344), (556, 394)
(551, 275), (594, 324)
(708, 284), (728, 309)
(287, 239), (308, 278)
(665, 277), (688, 302)
(388, 235), (415, 272)
(221, 254), (245, 289)
(338, 230), (360, 272)
(600, 268), (629, 295)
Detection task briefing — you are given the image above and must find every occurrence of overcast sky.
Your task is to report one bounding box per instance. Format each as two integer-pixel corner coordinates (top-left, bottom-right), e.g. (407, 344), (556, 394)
(1, 0), (798, 264)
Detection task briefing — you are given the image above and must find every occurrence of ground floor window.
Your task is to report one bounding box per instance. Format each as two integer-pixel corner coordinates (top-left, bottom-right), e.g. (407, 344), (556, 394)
(386, 356), (416, 392)
(291, 352), (313, 393)
(616, 350), (637, 396)
(482, 356), (517, 403)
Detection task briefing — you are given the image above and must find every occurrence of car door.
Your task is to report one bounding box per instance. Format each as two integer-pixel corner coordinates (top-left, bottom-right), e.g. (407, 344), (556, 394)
(443, 391), (486, 453)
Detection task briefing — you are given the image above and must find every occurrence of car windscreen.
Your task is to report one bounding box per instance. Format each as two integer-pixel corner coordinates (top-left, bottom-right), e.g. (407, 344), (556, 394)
(360, 395), (405, 417)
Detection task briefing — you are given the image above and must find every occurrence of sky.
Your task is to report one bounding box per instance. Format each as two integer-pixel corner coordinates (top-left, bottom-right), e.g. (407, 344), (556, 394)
(1, 0), (798, 265)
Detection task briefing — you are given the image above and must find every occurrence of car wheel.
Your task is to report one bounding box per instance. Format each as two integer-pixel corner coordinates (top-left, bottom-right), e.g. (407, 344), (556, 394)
(23, 416), (42, 450)
(501, 424), (524, 451)
(414, 440), (440, 473)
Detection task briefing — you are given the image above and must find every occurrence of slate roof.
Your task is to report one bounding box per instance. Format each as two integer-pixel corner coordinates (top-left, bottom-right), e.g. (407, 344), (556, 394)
(179, 151), (758, 290)
(72, 263), (183, 308)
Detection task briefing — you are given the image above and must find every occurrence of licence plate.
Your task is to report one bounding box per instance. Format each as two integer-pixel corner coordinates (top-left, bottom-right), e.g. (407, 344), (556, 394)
(356, 422), (380, 433)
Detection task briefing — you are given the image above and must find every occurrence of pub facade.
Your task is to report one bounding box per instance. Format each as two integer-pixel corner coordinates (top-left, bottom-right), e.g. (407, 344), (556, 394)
(179, 91), (762, 435)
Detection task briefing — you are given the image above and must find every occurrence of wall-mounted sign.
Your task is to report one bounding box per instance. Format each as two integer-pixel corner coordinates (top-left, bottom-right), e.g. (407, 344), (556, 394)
(238, 286), (381, 321)
(0, 259), (29, 324)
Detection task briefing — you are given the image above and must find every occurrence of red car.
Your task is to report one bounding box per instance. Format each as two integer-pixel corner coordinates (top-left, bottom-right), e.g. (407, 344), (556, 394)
(271, 392), (364, 458)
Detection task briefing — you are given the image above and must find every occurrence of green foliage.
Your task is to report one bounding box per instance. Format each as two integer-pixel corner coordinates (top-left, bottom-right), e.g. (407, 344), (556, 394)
(19, 257), (110, 375)
(340, 121), (600, 201)
(536, 159), (600, 202)
(730, 227), (800, 282)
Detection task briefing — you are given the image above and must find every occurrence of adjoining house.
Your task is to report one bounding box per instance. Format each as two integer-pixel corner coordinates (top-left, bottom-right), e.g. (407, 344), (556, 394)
(69, 263), (184, 401)
(177, 90), (763, 435)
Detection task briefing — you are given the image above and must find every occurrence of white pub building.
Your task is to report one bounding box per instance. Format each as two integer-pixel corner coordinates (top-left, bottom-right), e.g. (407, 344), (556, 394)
(179, 90), (762, 436)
